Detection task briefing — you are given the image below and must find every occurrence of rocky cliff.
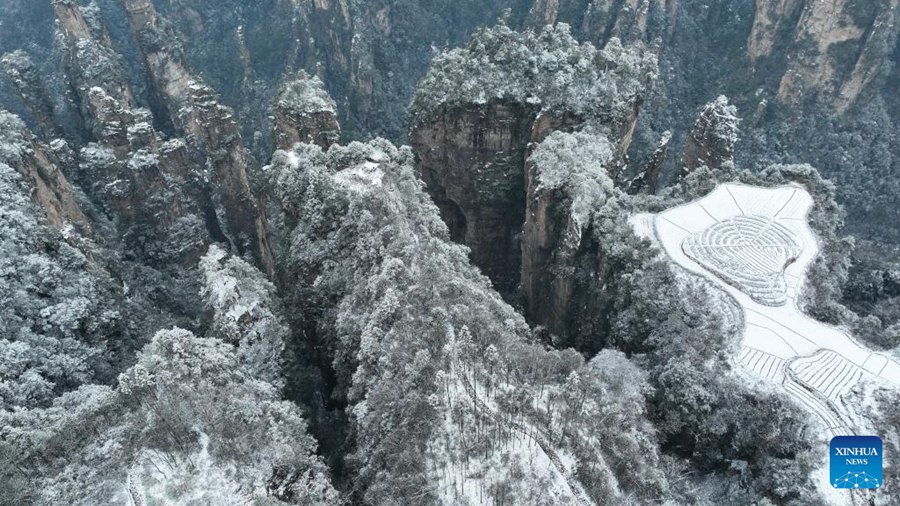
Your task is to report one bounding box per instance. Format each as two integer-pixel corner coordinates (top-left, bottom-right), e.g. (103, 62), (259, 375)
(411, 100), (539, 292)
(44, 1), (214, 267)
(273, 72), (341, 150)
(526, 0), (898, 113)
(136, 0), (533, 143)
(52, 0), (136, 140)
(521, 130), (619, 347)
(0, 0), (894, 142)
(0, 112), (89, 232)
(750, 0), (900, 111)
(629, 129), (671, 194)
(410, 24), (655, 297)
(518, 1), (899, 243)
(1, 51), (61, 139)
(408, 24), (661, 348)
(122, 0), (274, 275)
(680, 95), (739, 177)
(0, 0), (289, 276)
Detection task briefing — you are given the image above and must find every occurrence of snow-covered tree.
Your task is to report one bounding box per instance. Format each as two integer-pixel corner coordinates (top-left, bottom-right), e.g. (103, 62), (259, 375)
(1, 328), (338, 505)
(200, 244), (289, 386)
(679, 95), (739, 177)
(0, 119), (122, 410)
(265, 138), (679, 504)
(410, 22), (657, 135)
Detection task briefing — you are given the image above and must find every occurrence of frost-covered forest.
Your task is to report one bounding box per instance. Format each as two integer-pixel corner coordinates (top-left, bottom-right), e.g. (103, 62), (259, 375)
(1, 1), (899, 505)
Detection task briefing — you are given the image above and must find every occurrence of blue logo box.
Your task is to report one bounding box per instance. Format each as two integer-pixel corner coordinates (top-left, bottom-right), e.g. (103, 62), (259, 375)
(830, 436), (883, 489)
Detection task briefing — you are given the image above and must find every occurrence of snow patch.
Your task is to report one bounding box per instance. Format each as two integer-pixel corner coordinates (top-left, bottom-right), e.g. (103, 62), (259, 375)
(332, 161), (384, 193)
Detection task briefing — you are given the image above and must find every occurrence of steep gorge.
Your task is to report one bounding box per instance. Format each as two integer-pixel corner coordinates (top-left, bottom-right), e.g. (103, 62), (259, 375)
(408, 24), (655, 346)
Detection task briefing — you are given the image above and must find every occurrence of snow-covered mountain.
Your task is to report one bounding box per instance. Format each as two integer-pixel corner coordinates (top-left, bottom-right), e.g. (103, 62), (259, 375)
(1, 2), (899, 505)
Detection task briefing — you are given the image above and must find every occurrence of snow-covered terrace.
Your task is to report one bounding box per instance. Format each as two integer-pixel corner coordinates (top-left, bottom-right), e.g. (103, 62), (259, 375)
(633, 183), (900, 438)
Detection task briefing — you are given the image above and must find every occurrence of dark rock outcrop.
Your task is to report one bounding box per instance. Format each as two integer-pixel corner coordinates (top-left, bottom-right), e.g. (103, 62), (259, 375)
(680, 95), (739, 178)
(749, 0), (900, 111)
(529, 0), (899, 113)
(73, 92), (213, 266)
(521, 130), (618, 349)
(52, 0), (135, 139)
(574, 0), (669, 45)
(46, 1), (212, 266)
(1, 51), (60, 139)
(0, 111), (89, 232)
(629, 130), (671, 194)
(411, 100), (539, 292)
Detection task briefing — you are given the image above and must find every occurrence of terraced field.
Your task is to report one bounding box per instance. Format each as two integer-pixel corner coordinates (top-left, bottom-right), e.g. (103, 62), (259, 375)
(633, 183), (900, 442)
(739, 347), (786, 382)
(783, 373), (852, 436)
(683, 215), (801, 306)
(791, 350), (864, 403)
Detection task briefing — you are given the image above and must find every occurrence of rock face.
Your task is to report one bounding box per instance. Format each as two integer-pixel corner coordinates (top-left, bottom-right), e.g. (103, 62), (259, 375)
(680, 96), (739, 177)
(409, 25), (660, 347)
(0, 112), (89, 231)
(411, 100), (539, 291)
(43, 1), (213, 267)
(74, 97), (212, 266)
(752, 0), (900, 110)
(412, 101), (610, 298)
(526, 0), (561, 26)
(0, 0), (895, 147)
(52, 0), (135, 139)
(410, 24), (655, 294)
(629, 130), (671, 194)
(137, 0), (528, 142)
(0, 0), (386, 275)
(273, 72), (341, 150)
(521, 131), (617, 346)
(525, 0), (897, 243)
(570, 0), (668, 45)
(1, 51), (60, 139)
(122, 0), (274, 276)
(531, 0), (899, 113)
(746, 0), (806, 61)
